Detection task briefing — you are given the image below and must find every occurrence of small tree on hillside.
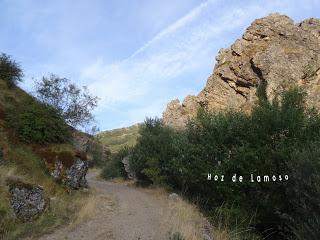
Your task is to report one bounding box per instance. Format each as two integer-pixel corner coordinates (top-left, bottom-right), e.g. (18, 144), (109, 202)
(0, 53), (23, 87)
(35, 74), (99, 128)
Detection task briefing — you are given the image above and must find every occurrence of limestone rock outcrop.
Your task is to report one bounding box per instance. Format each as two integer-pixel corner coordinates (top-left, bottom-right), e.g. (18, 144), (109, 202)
(37, 147), (89, 189)
(65, 157), (89, 189)
(6, 178), (47, 221)
(122, 156), (136, 180)
(163, 14), (320, 128)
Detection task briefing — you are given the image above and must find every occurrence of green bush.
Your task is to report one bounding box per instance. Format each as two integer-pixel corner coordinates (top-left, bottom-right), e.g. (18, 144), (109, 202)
(290, 215), (320, 240)
(127, 88), (320, 239)
(0, 53), (23, 88)
(87, 140), (109, 168)
(6, 97), (70, 144)
(129, 118), (184, 186)
(101, 147), (128, 179)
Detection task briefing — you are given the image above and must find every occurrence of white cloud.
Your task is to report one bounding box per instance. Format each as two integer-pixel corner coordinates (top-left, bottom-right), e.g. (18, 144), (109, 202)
(80, 0), (267, 116)
(129, 0), (212, 58)
(10, 0), (318, 129)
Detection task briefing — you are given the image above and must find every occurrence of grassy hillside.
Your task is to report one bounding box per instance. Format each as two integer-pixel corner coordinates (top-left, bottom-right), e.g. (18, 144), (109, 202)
(96, 124), (141, 154)
(0, 79), (91, 239)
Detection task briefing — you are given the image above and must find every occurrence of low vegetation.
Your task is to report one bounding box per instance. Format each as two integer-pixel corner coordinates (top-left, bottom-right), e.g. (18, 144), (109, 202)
(105, 87), (320, 239)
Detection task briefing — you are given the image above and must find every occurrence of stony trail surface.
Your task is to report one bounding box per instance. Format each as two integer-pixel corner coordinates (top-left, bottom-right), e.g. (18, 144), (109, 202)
(38, 171), (168, 240)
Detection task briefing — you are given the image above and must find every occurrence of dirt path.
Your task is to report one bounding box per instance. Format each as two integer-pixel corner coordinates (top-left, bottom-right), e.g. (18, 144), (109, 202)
(39, 171), (168, 240)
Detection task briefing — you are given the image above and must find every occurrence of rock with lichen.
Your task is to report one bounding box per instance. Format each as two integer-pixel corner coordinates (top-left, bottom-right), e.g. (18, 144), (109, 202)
(65, 158), (89, 189)
(6, 177), (47, 222)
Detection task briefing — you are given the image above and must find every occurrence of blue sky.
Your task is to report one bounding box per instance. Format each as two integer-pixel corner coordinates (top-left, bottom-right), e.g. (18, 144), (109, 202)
(1, 0), (319, 130)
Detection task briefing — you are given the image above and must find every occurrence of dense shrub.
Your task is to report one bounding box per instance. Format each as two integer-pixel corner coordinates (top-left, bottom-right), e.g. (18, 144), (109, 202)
(0, 53), (23, 88)
(101, 147), (128, 179)
(129, 118), (184, 186)
(6, 97), (70, 144)
(128, 88), (320, 239)
(290, 215), (320, 240)
(87, 140), (108, 168)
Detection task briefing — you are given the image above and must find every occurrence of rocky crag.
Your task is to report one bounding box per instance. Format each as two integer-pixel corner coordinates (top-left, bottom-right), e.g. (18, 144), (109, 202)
(163, 13), (320, 128)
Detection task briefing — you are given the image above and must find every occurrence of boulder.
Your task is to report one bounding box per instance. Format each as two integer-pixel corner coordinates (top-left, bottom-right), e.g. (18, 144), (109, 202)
(65, 158), (89, 189)
(37, 147), (89, 189)
(122, 156), (136, 180)
(168, 193), (180, 202)
(6, 178), (47, 221)
(163, 13), (320, 128)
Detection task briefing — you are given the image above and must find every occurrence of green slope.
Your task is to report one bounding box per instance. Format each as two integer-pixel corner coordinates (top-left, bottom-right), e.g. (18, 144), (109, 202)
(96, 124), (141, 154)
(0, 79), (90, 239)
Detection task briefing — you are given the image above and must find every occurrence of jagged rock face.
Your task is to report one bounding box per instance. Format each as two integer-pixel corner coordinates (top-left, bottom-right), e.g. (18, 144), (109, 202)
(65, 158), (89, 189)
(163, 96), (200, 129)
(7, 178), (46, 221)
(163, 14), (320, 129)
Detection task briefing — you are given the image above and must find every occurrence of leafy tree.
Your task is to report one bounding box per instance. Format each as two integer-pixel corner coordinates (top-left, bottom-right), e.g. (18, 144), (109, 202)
(0, 53), (23, 87)
(35, 74), (99, 128)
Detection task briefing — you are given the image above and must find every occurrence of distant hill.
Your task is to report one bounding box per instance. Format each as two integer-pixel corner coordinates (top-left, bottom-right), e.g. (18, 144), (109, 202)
(96, 124), (141, 154)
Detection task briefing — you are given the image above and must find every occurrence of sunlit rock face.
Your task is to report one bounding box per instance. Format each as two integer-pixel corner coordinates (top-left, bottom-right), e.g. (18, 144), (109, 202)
(163, 14), (320, 129)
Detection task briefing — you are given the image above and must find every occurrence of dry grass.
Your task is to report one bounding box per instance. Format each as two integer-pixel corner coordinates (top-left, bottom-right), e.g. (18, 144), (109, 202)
(0, 166), (17, 184)
(145, 187), (259, 240)
(142, 187), (208, 240)
(162, 197), (205, 240)
(161, 198), (259, 240)
(69, 193), (98, 229)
